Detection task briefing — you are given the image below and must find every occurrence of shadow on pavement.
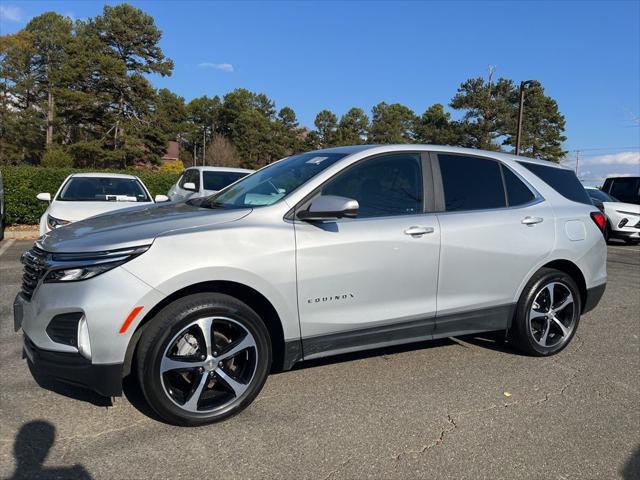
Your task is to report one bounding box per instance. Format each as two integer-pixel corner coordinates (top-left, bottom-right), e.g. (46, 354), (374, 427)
(622, 446), (640, 480)
(27, 361), (111, 407)
(6, 420), (92, 480)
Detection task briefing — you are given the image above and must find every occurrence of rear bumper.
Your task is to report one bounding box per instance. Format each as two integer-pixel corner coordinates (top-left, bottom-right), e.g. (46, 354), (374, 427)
(23, 335), (123, 397)
(583, 283), (606, 314)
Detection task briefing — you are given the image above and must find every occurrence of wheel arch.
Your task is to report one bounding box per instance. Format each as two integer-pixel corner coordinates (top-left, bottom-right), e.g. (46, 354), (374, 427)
(538, 259), (588, 312)
(122, 280), (292, 379)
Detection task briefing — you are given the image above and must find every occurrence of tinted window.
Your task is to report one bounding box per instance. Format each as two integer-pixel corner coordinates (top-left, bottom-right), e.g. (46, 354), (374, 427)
(202, 171), (247, 191)
(321, 153), (423, 218)
(58, 177), (150, 202)
(199, 152), (347, 209)
(180, 170), (200, 190)
(502, 166), (535, 206)
(519, 162), (591, 205)
(609, 178), (640, 199)
(586, 189), (617, 203)
(439, 154), (506, 211)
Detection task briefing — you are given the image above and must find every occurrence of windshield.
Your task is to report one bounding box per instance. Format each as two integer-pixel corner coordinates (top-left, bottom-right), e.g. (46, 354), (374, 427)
(587, 189), (618, 203)
(58, 177), (151, 202)
(196, 152), (348, 209)
(202, 171), (249, 191)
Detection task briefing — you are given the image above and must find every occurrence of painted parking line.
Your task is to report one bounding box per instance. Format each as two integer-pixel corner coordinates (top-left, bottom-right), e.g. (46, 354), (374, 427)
(608, 245), (640, 253)
(0, 239), (15, 258)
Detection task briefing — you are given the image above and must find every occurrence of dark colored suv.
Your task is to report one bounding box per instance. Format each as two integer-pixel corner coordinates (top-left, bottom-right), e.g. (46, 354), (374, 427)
(602, 176), (640, 205)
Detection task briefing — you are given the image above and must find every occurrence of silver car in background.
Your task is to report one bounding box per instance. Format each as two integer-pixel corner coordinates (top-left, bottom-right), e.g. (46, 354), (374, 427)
(15, 145), (607, 426)
(167, 166), (253, 202)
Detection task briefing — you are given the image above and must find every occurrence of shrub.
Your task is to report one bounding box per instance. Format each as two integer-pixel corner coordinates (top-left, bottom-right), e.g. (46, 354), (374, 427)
(0, 166), (179, 225)
(41, 146), (74, 168)
(160, 160), (185, 174)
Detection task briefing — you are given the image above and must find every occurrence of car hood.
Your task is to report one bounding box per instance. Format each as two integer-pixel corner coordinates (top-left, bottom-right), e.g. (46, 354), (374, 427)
(603, 202), (640, 214)
(47, 200), (152, 222)
(40, 201), (252, 253)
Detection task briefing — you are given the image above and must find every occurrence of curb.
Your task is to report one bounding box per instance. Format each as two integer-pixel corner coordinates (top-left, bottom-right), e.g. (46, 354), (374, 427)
(5, 229), (40, 241)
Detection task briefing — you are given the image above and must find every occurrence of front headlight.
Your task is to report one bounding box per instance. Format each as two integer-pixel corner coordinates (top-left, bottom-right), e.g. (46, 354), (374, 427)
(43, 245), (150, 283)
(47, 214), (71, 229)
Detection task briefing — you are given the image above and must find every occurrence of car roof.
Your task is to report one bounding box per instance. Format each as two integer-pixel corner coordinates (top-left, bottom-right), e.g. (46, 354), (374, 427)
(185, 166), (254, 173)
(310, 144), (572, 170)
(69, 172), (139, 179)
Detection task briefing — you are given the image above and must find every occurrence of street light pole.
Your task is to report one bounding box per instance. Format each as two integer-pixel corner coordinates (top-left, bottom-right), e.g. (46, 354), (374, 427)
(515, 80), (534, 156)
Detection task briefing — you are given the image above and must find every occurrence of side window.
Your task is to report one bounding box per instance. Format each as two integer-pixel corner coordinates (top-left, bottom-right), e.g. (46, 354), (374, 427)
(179, 170), (191, 188)
(518, 162), (591, 205)
(502, 165), (535, 206)
(610, 178), (639, 198)
(180, 170), (200, 190)
(438, 154), (506, 211)
(321, 153), (423, 218)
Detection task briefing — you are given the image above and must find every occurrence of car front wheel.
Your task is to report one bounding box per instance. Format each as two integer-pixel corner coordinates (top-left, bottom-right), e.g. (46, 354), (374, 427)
(136, 293), (272, 426)
(510, 268), (581, 356)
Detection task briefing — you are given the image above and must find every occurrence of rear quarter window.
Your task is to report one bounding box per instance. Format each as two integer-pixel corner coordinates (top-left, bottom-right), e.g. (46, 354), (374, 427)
(518, 162), (591, 205)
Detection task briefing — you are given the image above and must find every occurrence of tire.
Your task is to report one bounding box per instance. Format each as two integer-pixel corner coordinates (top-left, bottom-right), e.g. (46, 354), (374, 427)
(509, 268), (581, 356)
(136, 293), (272, 426)
(604, 223), (610, 243)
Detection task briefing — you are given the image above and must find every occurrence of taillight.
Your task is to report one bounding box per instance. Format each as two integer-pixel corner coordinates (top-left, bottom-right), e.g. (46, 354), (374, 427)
(590, 211), (606, 234)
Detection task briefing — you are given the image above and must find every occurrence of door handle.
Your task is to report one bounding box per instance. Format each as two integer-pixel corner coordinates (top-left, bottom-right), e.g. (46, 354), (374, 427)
(404, 226), (434, 236)
(521, 216), (544, 226)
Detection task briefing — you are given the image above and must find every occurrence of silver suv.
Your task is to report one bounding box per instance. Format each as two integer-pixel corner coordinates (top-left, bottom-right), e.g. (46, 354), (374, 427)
(15, 145), (607, 425)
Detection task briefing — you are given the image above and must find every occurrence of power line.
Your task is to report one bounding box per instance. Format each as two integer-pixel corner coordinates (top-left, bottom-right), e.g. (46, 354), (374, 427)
(566, 146), (640, 152)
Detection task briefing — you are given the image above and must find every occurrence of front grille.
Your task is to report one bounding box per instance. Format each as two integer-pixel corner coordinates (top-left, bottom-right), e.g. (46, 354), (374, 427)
(21, 245), (49, 300)
(46, 313), (82, 347)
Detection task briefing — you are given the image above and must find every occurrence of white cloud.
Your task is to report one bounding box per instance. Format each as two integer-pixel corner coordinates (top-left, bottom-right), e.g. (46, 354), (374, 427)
(0, 5), (23, 22)
(583, 151), (640, 166)
(198, 62), (234, 73)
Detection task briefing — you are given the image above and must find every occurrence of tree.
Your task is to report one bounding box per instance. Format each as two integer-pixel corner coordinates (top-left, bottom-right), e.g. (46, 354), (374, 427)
(336, 107), (369, 145)
(414, 104), (462, 145)
(450, 77), (513, 150)
(368, 102), (416, 144)
(93, 3), (174, 165)
(204, 134), (242, 167)
(502, 81), (567, 162)
(314, 109), (338, 147)
(24, 13), (73, 146)
(274, 106), (303, 157)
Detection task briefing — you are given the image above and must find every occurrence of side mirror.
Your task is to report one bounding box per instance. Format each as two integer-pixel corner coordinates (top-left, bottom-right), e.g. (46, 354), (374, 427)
(297, 195), (359, 221)
(37, 192), (51, 203)
(183, 182), (197, 192)
(154, 194), (169, 203)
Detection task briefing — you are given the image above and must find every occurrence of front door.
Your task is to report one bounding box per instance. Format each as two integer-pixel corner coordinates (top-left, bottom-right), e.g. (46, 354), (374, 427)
(294, 152), (441, 358)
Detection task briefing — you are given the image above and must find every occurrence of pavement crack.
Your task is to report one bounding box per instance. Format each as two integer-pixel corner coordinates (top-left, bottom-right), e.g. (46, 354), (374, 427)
(393, 413), (457, 462)
(321, 457), (351, 480)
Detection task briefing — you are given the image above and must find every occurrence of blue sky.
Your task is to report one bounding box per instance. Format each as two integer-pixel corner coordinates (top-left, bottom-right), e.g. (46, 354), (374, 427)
(1, 0), (639, 184)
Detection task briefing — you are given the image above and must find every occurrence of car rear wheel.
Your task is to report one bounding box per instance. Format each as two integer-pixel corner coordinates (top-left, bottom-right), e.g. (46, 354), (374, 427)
(509, 268), (581, 356)
(136, 293), (271, 426)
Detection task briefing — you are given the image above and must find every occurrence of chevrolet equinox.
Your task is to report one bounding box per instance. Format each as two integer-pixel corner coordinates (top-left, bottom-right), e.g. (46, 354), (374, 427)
(15, 145), (607, 425)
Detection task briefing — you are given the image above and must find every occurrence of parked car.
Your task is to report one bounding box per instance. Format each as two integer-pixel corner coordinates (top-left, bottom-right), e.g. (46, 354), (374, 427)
(601, 176), (640, 205)
(15, 145), (607, 426)
(167, 166), (253, 202)
(36, 173), (168, 236)
(585, 187), (640, 243)
(0, 170), (5, 241)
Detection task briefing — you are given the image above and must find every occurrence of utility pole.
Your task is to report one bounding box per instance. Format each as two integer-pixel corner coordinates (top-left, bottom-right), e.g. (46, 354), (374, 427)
(515, 80), (534, 156)
(193, 141), (197, 168)
(202, 129), (206, 166)
(575, 150), (580, 177)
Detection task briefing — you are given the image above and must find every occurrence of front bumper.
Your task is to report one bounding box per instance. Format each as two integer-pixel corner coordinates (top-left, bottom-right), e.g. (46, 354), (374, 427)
(23, 335), (123, 397)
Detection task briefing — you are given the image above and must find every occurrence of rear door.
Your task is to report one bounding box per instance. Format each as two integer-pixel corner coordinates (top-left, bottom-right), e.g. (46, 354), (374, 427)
(294, 152), (441, 358)
(433, 153), (555, 336)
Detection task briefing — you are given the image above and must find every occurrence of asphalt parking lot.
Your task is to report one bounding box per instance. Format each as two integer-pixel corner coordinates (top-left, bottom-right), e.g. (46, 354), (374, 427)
(0, 239), (638, 480)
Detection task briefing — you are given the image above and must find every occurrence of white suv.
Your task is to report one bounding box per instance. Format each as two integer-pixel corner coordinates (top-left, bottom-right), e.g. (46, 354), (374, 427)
(167, 166), (253, 201)
(15, 145), (607, 425)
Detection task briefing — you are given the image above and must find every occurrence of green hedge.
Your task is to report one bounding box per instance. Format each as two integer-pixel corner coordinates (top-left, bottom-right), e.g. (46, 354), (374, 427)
(0, 166), (180, 225)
